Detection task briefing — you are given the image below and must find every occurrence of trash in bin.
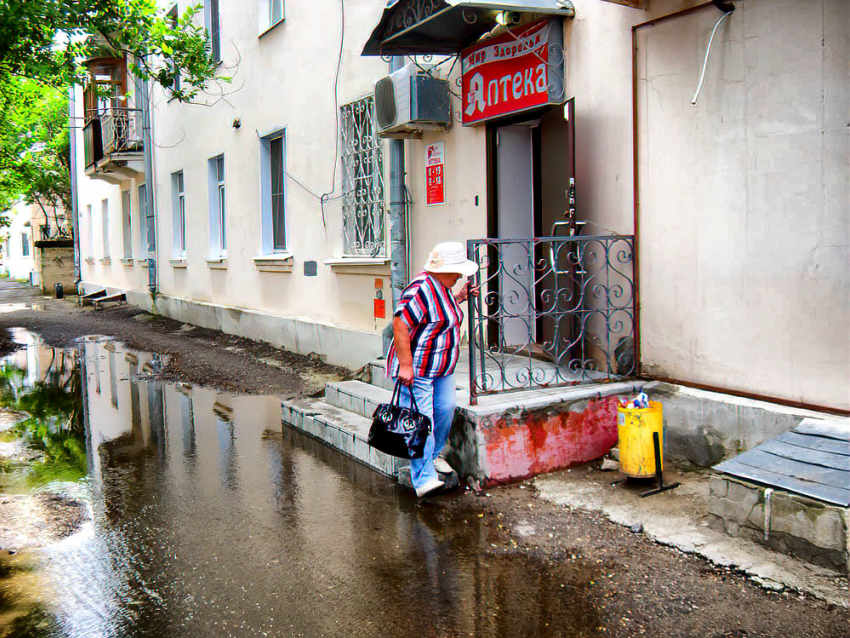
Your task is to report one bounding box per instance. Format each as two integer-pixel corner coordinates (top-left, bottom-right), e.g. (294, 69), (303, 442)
(616, 394), (680, 497)
(617, 398), (663, 478)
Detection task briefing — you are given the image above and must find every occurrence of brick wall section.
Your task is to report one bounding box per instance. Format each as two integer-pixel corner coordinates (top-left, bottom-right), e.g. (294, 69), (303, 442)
(36, 246), (76, 294)
(709, 475), (849, 574)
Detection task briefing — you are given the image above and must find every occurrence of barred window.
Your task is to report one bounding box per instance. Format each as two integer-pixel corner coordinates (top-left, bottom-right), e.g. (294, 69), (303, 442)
(340, 96), (385, 257)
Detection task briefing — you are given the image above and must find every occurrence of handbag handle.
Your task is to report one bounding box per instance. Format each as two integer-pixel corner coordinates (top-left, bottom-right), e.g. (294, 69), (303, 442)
(392, 379), (421, 414)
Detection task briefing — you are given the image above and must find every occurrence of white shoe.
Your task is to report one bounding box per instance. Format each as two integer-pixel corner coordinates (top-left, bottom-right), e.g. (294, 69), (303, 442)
(433, 457), (453, 474)
(415, 478), (444, 498)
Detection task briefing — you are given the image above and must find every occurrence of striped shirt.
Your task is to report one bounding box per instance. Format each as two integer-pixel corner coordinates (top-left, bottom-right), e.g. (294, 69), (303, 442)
(387, 273), (463, 379)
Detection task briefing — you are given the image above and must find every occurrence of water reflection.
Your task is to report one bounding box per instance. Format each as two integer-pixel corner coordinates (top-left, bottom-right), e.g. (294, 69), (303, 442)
(0, 333), (603, 637)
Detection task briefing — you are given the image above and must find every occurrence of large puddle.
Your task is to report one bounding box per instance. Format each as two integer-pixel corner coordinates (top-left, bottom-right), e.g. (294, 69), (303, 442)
(0, 330), (603, 637)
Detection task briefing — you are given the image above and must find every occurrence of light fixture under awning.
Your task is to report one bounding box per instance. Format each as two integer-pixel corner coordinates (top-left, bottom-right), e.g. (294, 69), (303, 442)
(361, 0), (575, 57)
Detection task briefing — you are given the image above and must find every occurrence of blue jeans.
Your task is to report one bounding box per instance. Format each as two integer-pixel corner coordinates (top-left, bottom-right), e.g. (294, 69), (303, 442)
(394, 375), (456, 489)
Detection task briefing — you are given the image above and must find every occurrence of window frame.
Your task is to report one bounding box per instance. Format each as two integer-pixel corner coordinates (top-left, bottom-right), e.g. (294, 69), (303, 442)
(21, 232), (30, 258)
(259, 127), (288, 254)
(167, 4), (182, 96)
(121, 189), (133, 259)
(138, 184), (148, 258)
(258, 0), (284, 35)
(205, 0), (222, 64)
(86, 203), (94, 259)
(101, 198), (110, 259)
(207, 154), (227, 258)
(172, 170), (187, 257)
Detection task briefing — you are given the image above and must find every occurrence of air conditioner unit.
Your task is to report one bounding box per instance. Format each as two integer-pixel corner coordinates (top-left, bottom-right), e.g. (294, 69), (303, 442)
(374, 64), (451, 138)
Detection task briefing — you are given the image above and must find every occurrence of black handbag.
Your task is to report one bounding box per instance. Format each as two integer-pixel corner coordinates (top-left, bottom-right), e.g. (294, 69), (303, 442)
(368, 382), (432, 459)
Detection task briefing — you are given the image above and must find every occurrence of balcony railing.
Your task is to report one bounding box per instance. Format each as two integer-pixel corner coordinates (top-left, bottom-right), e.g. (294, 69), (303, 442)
(39, 222), (73, 241)
(466, 235), (637, 404)
(100, 107), (143, 155)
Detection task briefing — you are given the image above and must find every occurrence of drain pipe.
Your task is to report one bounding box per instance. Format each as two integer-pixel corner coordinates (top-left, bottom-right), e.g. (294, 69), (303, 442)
(382, 55), (409, 355)
(763, 487), (774, 542)
(138, 69), (158, 297)
(68, 87), (82, 289)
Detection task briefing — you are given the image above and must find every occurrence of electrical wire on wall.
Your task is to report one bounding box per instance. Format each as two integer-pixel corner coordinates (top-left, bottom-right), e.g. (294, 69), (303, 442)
(261, 0), (346, 234)
(691, 9), (734, 106)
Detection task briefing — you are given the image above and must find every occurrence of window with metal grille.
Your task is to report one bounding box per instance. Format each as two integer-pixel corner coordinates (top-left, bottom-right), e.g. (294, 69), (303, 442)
(340, 96), (385, 257)
(21, 232), (29, 257)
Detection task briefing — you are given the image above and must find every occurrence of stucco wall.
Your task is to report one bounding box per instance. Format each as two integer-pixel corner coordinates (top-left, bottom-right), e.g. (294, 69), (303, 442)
(73, 85), (152, 296)
(1, 201), (36, 282)
(634, 0), (849, 409)
(150, 0), (397, 340)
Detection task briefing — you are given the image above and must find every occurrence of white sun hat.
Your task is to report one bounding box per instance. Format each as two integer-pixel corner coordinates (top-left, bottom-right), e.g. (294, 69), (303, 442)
(423, 242), (478, 277)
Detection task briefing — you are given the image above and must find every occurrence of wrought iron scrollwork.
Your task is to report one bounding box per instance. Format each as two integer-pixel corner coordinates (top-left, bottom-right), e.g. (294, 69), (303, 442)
(466, 236), (637, 404)
(387, 0), (447, 38)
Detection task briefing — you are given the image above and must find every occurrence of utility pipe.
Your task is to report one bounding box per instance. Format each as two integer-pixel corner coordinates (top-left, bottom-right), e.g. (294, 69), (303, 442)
(138, 71), (158, 296)
(383, 56), (409, 354)
(68, 87), (82, 287)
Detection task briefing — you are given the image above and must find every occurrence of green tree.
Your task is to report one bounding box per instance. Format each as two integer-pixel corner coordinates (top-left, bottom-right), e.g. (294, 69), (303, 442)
(0, 0), (223, 221)
(0, 79), (70, 222)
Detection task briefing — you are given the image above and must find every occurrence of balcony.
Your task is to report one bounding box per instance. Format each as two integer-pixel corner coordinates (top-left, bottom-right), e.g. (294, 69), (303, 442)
(84, 107), (145, 184)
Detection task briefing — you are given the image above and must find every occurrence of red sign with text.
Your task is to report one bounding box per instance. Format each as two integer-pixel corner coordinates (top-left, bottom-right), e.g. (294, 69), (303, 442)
(461, 19), (551, 125)
(425, 142), (445, 206)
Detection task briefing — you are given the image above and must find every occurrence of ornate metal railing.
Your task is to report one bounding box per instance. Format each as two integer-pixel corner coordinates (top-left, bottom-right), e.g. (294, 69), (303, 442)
(39, 223), (73, 240)
(100, 107), (143, 155)
(467, 235), (636, 404)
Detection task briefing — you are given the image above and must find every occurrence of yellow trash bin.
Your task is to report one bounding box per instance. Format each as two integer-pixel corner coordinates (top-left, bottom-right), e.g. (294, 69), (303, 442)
(617, 401), (664, 478)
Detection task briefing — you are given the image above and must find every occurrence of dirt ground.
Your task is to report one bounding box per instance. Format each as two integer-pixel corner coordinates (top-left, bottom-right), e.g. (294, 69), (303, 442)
(0, 291), (347, 398)
(453, 483), (849, 638)
(0, 284), (847, 636)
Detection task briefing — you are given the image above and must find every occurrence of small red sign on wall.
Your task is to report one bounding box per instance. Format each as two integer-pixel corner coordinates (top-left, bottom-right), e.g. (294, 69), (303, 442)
(374, 299), (386, 319)
(461, 19), (553, 126)
(425, 142), (445, 206)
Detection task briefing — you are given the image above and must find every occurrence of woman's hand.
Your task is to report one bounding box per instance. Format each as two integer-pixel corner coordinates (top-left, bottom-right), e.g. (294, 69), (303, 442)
(454, 280), (479, 304)
(398, 363), (415, 386)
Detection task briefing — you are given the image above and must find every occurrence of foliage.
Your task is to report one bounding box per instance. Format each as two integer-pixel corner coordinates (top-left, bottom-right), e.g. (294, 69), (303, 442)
(0, 0), (219, 101)
(0, 0), (223, 219)
(0, 354), (87, 487)
(0, 78), (70, 220)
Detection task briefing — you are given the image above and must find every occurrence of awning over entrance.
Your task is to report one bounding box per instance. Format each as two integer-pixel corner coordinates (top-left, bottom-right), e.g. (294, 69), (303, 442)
(361, 0), (575, 57)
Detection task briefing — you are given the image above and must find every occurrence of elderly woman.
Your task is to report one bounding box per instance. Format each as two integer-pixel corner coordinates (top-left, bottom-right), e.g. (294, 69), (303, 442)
(387, 242), (478, 497)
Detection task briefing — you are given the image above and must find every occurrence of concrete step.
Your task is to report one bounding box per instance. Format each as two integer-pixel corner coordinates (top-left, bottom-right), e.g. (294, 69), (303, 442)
(326, 379), (394, 419)
(368, 360), (394, 391)
(281, 398), (407, 478)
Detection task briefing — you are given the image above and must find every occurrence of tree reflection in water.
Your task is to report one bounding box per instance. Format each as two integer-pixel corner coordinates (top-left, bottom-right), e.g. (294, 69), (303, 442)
(0, 348), (86, 487)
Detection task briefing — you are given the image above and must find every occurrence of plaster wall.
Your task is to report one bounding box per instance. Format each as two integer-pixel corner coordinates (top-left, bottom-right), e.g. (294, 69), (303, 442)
(150, 0), (400, 351)
(73, 83), (151, 296)
(1, 202), (36, 282)
(634, 0), (849, 410)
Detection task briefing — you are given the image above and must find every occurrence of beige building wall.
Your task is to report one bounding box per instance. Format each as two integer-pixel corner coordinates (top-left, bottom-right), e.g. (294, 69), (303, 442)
(150, 1), (397, 353)
(1, 201), (37, 282)
(75, 0), (847, 408)
(632, 0), (848, 409)
(74, 83), (151, 297)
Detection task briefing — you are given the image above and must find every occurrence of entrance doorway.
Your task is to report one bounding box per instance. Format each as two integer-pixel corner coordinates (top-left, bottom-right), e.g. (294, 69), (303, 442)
(488, 101), (576, 356)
